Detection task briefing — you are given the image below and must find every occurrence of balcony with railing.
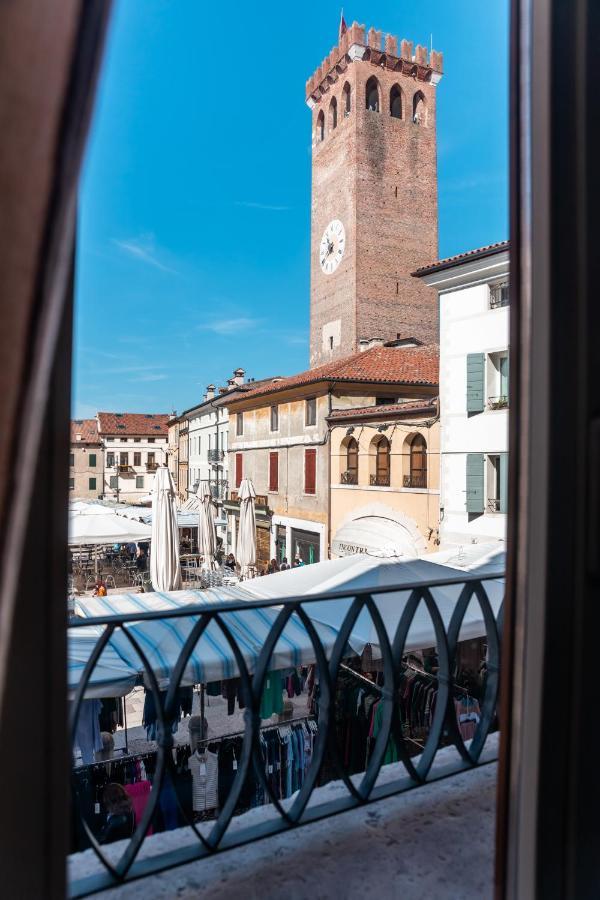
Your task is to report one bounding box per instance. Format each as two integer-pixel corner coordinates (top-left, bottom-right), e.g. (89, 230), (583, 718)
(208, 449), (225, 463)
(370, 473), (390, 487)
(488, 497), (501, 512)
(487, 395), (509, 410)
(489, 283), (509, 309)
(117, 464), (133, 475)
(146, 461), (159, 471)
(403, 472), (427, 489)
(67, 567), (502, 896)
(340, 469), (358, 485)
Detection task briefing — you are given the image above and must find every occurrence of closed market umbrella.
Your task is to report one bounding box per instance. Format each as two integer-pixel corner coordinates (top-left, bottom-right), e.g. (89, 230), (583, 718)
(197, 480), (218, 570)
(237, 477), (257, 579)
(150, 466), (182, 592)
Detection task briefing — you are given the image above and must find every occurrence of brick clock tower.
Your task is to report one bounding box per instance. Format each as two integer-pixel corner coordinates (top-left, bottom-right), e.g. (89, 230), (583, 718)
(306, 23), (443, 367)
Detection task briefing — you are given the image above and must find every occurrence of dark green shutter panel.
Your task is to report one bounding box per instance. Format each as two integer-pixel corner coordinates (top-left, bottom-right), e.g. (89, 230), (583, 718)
(466, 453), (485, 513)
(499, 452), (509, 513)
(466, 353), (485, 412)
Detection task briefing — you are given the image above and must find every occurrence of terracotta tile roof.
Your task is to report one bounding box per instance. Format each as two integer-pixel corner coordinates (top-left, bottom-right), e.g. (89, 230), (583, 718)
(227, 346), (439, 404)
(412, 240), (509, 276)
(97, 412), (170, 436)
(70, 418), (100, 444)
(327, 398), (438, 420)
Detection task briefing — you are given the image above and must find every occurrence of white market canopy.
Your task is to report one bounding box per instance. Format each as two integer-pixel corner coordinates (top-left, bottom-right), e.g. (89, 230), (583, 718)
(331, 515), (423, 559)
(68, 625), (138, 699)
(68, 509), (152, 546)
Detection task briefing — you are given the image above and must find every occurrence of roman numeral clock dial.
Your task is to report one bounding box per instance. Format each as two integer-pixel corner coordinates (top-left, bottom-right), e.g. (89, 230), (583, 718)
(319, 219), (346, 275)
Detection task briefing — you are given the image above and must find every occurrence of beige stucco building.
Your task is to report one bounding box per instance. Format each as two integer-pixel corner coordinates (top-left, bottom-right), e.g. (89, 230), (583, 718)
(69, 419), (103, 499)
(328, 399), (441, 558)
(224, 342), (438, 569)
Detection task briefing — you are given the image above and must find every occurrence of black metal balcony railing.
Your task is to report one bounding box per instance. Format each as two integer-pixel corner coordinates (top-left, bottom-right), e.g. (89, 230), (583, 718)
(487, 396), (509, 410)
(487, 498), (501, 512)
(370, 473), (391, 487)
(489, 285), (510, 309)
(340, 470), (358, 485)
(69, 569), (502, 897)
(403, 473), (427, 489)
(208, 449), (225, 463)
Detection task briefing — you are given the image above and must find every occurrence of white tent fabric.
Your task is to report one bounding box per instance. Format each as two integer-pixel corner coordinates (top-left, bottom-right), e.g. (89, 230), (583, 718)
(68, 510), (152, 545)
(68, 625), (138, 699)
(197, 481), (217, 570)
(237, 478), (257, 578)
(74, 589), (339, 689)
(150, 467), (182, 592)
(241, 554), (505, 658)
(331, 515), (421, 559)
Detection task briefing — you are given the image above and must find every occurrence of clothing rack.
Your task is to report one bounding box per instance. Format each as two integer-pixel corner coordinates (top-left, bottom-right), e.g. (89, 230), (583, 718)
(194, 714), (317, 749)
(73, 748), (157, 773)
(402, 659), (473, 700)
(339, 662), (383, 693)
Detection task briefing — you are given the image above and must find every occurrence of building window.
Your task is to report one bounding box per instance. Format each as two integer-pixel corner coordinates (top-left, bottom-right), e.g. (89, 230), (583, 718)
(134, 438), (141, 443)
(235, 452), (243, 488)
(106, 452), (114, 467)
(69, 477), (74, 490)
(390, 84), (403, 119)
(342, 81), (351, 116)
(407, 434), (427, 488)
(136, 476), (144, 489)
(413, 90), (426, 125)
(487, 352), (510, 409)
(304, 448), (317, 494)
(88, 477), (96, 491)
(366, 76), (380, 112)
(147, 452), (155, 467)
(89, 453), (96, 467)
(270, 405), (279, 432)
(490, 281), (510, 308)
(148, 437), (155, 443)
(370, 435), (391, 486)
(317, 109), (325, 142)
(109, 475), (118, 490)
(119, 452), (128, 467)
(487, 453), (508, 513)
(269, 451), (279, 492)
(134, 452), (141, 466)
(69, 452), (74, 467)
(305, 397), (316, 426)
(236, 412), (244, 436)
(341, 437), (359, 485)
(329, 96), (337, 130)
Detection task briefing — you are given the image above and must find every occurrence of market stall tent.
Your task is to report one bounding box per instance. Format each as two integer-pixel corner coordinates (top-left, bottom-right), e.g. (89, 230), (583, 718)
(68, 510), (152, 545)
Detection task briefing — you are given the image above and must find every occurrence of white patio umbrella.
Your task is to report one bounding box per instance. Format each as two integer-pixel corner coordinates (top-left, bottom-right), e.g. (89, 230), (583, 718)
(237, 477), (257, 579)
(197, 480), (218, 570)
(150, 466), (182, 592)
(68, 510), (152, 545)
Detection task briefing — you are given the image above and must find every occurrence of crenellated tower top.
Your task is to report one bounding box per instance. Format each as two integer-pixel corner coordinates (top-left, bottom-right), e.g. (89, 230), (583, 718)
(305, 21), (443, 107)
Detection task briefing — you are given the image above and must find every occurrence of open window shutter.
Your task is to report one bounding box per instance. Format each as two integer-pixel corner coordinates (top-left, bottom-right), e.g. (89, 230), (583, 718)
(466, 353), (485, 412)
(499, 451), (509, 513)
(235, 453), (243, 488)
(305, 449), (316, 494)
(269, 452), (278, 492)
(466, 453), (485, 513)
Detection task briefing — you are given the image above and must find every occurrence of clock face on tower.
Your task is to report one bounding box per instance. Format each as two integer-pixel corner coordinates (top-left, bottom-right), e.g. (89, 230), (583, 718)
(319, 219), (346, 275)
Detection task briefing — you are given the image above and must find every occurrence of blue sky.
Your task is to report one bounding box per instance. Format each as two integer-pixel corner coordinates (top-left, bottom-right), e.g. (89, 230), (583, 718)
(73, 0), (509, 418)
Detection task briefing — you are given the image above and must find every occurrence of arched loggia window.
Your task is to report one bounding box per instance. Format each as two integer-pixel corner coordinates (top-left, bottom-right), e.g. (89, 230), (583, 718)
(390, 84), (403, 119)
(409, 434), (427, 487)
(342, 437), (358, 484)
(329, 96), (337, 131)
(413, 91), (426, 125)
(317, 109), (325, 142)
(365, 76), (380, 112)
(370, 435), (390, 485)
(342, 81), (351, 116)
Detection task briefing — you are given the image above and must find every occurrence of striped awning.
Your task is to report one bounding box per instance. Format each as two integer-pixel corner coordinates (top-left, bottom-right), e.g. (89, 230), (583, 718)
(68, 625), (138, 699)
(73, 588), (339, 691)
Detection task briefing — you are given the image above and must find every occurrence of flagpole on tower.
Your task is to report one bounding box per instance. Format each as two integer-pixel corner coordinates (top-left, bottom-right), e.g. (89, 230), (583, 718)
(339, 8), (347, 41)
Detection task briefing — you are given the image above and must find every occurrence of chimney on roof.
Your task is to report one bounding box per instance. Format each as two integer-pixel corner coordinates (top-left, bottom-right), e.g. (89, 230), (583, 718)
(205, 384), (215, 401)
(232, 368), (245, 386)
(358, 337), (385, 352)
(218, 387), (228, 395)
(227, 378), (236, 388)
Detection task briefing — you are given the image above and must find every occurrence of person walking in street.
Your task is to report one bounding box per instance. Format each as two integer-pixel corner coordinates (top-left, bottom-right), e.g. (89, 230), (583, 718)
(280, 557), (289, 571)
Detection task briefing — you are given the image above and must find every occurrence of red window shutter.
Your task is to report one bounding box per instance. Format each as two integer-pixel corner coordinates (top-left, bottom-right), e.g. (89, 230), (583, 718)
(304, 448), (316, 494)
(269, 451), (279, 492)
(235, 453), (243, 488)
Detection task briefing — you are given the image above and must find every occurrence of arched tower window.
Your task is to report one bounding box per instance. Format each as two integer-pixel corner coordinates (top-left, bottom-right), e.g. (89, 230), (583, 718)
(329, 97), (338, 131)
(342, 82), (351, 116)
(365, 76), (380, 112)
(370, 435), (390, 486)
(316, 109), (325, 142)
(408, 434), (427, 488)
(341, 437), (358, 484)
(390, 84), (403, 119)
(413, 91), (426, 125)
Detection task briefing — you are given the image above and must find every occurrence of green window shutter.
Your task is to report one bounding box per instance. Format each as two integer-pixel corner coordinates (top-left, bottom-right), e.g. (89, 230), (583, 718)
(500, 355), (510, 400)
(499, 452), (509, 513)
(466, 453), (485, 513)
(466, 353), (485, 413)
(89, 453), (96, 467)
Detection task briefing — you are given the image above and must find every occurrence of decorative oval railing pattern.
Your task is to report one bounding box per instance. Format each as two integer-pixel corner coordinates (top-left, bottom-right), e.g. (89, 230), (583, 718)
(68, 569), (503, 898)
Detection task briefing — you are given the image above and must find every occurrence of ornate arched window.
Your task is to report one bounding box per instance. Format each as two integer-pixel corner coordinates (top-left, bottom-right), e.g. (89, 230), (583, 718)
(365, 76), (380, 112)
(409, 434), (427, 488)
(390, 84), (403, 119)
(341, 437), (358, 484)
(316, 110), (325, 142)
(413, 91), (426, 125)
(342, 82), (351, 116)
(370, 435), (390, 486)
(329, 96), (338, 131)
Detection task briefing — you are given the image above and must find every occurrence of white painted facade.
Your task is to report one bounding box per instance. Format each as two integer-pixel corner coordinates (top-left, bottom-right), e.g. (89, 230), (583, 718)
(102, 435), (168, 503)
(420, 246), (510, 546)
(187, 402), (229, 496)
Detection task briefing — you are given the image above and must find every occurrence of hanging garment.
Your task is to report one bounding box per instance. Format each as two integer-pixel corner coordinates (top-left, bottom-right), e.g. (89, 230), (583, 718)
(74, 699), (103, 765)
(188, 748), (219, 812)
(124, 780), (153, 835)
(260, 670), (284, 719)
